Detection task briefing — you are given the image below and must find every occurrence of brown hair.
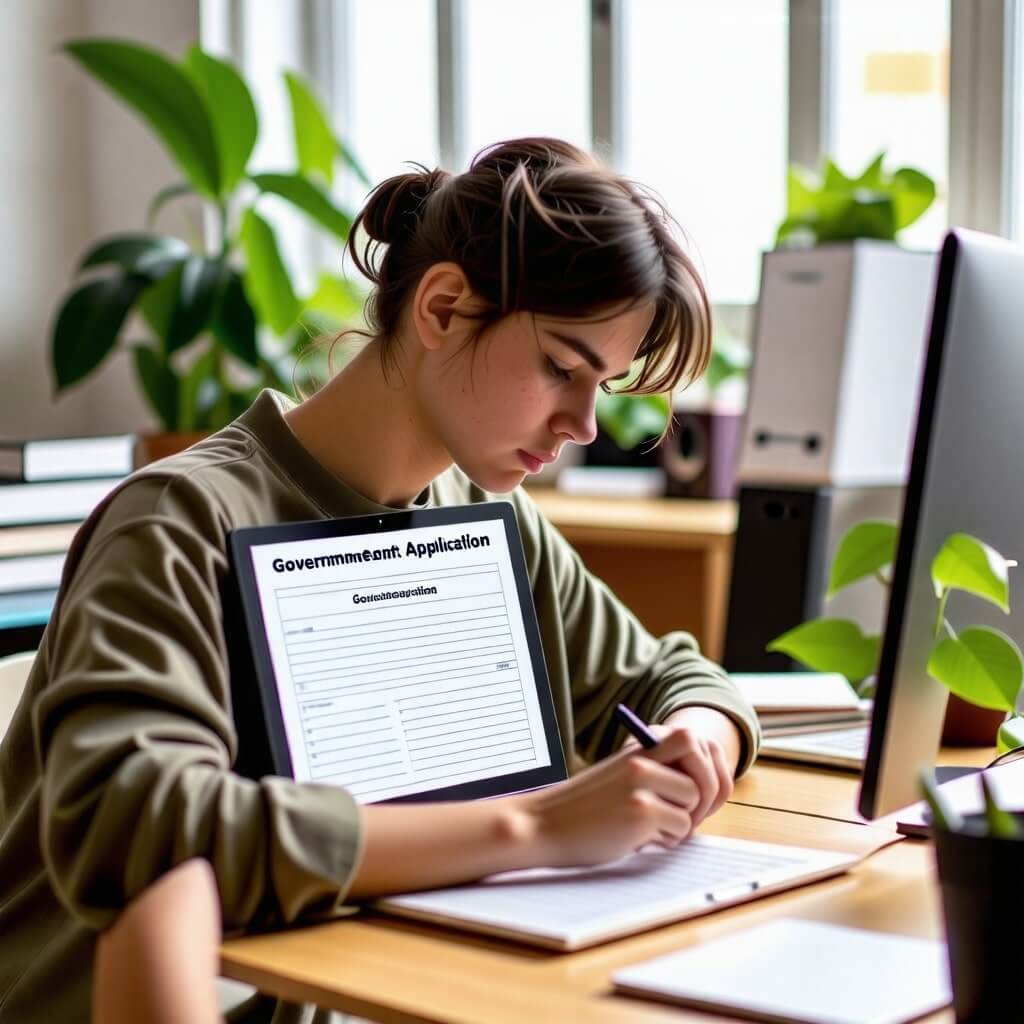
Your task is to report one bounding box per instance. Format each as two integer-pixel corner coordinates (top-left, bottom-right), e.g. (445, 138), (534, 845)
(325, 137), (711, 397)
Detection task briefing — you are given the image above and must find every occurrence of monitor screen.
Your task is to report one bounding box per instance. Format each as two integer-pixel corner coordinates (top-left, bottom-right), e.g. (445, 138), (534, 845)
(859, 229), (1024, 818)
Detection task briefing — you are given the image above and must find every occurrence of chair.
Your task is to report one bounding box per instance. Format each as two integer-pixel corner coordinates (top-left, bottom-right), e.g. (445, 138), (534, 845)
(0, 651), (35, 740)
(92, 858), (223, 1024)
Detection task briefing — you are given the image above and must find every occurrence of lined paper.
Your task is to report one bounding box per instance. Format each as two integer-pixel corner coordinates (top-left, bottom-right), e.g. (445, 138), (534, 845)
(380, 834), (859, 949)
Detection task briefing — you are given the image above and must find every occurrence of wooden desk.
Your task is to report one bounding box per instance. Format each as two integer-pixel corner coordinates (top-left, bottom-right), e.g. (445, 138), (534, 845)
(220, 800), (951, 1023)
(732, 747), (994, 824)
(528, 489), (737, 661)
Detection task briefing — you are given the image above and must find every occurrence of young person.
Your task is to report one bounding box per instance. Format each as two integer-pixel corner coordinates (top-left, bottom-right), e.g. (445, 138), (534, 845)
(0, 137), (759, 1023)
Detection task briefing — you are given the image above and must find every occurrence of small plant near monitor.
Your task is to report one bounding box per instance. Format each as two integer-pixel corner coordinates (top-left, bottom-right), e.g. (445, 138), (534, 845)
(775, 151), (937, 247)
(768, 521), (1024, 753)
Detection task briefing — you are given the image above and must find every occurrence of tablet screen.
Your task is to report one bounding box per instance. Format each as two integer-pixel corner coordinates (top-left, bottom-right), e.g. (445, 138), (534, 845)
(231, 503), (566, 803)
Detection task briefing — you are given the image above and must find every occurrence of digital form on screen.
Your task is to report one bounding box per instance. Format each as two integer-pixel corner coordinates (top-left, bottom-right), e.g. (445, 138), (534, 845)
(246, 519), (552, 803)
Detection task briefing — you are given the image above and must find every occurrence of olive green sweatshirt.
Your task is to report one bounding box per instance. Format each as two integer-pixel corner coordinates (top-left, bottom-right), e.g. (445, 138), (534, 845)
(0, 390), (759, 1023)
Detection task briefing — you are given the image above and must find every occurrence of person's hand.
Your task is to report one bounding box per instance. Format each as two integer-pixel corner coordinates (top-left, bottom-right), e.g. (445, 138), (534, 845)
(514, 730), (706, 868)
(619, 707), (738, 829)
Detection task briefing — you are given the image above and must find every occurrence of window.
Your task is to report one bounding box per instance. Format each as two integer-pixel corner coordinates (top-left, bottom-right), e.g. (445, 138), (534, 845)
(461, 0), (591, 169)
(622, 0), (789, 305)
(829, 0), (950, 250)
(345, 1), (439, 188)
(1012, 1), (1024, 241)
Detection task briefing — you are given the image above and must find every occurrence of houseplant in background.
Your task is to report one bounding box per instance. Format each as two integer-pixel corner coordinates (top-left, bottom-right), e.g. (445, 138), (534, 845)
(582, 327), (752, 499)
(775, 150), (936, 246)
(768, 519), (1024, 750)
(51, 39), (368, 459)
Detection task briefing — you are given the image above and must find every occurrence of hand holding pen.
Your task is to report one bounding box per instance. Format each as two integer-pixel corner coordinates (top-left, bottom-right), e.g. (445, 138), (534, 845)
(614, 703), (735, 829)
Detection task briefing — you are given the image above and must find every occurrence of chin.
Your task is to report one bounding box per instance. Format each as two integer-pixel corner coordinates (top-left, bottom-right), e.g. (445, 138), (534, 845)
(456, 459), (527, 495)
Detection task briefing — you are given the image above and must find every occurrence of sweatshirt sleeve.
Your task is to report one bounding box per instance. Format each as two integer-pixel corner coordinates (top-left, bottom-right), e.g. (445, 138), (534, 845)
(33, 482), (364, 934)
(511, 489), (761, 774)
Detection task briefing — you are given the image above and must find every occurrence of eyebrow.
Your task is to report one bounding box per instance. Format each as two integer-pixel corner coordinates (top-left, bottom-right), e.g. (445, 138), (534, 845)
(547, 330), (632, 380)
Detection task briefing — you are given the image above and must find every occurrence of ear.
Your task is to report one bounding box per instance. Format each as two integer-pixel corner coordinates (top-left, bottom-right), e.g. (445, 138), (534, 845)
(411, 262), (478, 352)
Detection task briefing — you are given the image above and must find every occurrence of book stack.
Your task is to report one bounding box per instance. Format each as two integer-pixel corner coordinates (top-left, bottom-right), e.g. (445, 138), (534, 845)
(0, 435), (135, 654)
(729, 672), (870, 737)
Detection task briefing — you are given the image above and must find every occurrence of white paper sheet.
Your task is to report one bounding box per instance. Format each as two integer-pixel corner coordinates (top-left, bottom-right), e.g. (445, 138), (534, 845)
(246, 518), (551, 801)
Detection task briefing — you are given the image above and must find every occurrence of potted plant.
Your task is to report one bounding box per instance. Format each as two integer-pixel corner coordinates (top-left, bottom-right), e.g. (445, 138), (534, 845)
(922, 772), (1024, 1021)
(775, 150), (936, 247)
(51, 39), (368, 462)
(768, 520), (1024, 750)
(586, 329), (752, 499)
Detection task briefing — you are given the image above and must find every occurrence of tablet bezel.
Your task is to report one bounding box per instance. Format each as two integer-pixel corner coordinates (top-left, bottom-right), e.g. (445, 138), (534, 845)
(228, 500), (567, 803)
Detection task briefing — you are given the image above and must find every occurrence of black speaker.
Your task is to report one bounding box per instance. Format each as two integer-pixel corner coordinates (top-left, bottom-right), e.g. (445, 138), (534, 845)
(723, 486), (833, 671)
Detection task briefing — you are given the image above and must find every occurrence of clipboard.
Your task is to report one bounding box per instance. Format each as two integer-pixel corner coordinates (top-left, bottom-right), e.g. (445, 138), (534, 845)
(228, 501), (567, 803)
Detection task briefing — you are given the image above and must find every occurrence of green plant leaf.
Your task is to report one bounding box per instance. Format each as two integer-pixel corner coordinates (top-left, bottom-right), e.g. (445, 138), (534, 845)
(997, 714), (1024, 754)
(132, 343), (180, 430)
(78, 233), (190, 276)
(891, 167), (937, 230)
(853, 152), (886, 190)
(140, 263), (183, 341)
(786, 166), (817, 219)
(816, 194), (895, 242)
(249, 172), (353, 241)
(63, 39), (220, 198)
(981, 773), (1022, 838)
(919, 769), (963, 832)
(595, 392), (671, 451)
(284, 71), (336, 187)
(182, 46), (257, 195)
(239, 208), (301, 336)
(302, 272), (365, 323)
(827, 520), (899, 598)
(146, 182), (195, 228)
(705, 332), (751, 394)
(165, 256), (224, 354)
(336, 137), (372, 188)
(51, 274), (148, 392)
(178, 345), (219, 431)
(823, 158), (855, 193)
(775, 214), (817, 248)
(211, 271), (259, 368)
(259, 354), (296, 395)
(931, 532), (1011, 612)
(766, 618), (880, 682)
(927, 626), (1023, 712)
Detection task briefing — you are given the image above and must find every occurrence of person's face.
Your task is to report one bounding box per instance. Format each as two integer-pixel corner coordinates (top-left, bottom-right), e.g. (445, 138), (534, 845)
(418, 302), (657, 493)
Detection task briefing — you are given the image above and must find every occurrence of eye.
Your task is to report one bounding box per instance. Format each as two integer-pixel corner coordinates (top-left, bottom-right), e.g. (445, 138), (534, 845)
(545, 356), (574, 383)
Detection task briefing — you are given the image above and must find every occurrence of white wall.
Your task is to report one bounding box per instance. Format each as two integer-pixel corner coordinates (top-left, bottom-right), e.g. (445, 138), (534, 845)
(0, 0), (200, 439)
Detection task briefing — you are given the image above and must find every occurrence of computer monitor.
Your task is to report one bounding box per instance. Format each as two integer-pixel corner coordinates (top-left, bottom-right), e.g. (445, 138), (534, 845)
(859, 228), (1024, 818)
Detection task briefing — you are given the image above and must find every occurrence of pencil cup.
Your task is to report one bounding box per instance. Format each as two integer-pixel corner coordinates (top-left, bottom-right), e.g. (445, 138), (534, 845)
(933, 817), (1024, 1023)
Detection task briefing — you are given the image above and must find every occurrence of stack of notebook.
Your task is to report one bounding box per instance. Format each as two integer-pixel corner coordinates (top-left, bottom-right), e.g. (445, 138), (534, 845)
(729, 672), (870, 737)
(0, 435), (135, 652)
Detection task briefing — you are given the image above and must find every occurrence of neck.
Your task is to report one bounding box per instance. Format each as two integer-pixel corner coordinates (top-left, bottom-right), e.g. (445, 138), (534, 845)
(284, 340), (452, 506)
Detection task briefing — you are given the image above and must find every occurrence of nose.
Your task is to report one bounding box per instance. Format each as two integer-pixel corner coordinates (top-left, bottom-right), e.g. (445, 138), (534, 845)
(550, 388), (599, 447)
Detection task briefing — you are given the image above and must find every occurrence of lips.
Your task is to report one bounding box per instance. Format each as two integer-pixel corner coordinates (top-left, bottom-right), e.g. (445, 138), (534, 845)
(518, 450), (544, 473)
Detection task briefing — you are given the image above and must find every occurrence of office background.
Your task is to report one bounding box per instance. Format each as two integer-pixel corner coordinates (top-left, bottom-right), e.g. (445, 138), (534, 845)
(1, 0), (1020, 442)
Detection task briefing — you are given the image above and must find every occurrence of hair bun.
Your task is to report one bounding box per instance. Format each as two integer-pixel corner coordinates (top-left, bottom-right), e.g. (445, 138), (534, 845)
(360, 165), (449, 245)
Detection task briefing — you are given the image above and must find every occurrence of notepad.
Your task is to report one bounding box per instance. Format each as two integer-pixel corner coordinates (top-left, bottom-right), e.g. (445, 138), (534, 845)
(613, 918), (950, 1024)
(376, 835), (861, 950)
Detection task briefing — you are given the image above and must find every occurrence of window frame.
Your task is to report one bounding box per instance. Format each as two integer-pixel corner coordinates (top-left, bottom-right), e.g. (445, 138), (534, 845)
(203, 0), (1024, 309)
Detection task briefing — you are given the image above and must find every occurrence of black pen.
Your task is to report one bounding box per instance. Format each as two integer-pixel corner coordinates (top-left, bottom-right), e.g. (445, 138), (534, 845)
(614, 703), (659, 749)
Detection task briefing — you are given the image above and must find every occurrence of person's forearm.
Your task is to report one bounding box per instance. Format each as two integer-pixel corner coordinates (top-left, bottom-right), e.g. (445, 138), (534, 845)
(348, 797), (537, 898)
